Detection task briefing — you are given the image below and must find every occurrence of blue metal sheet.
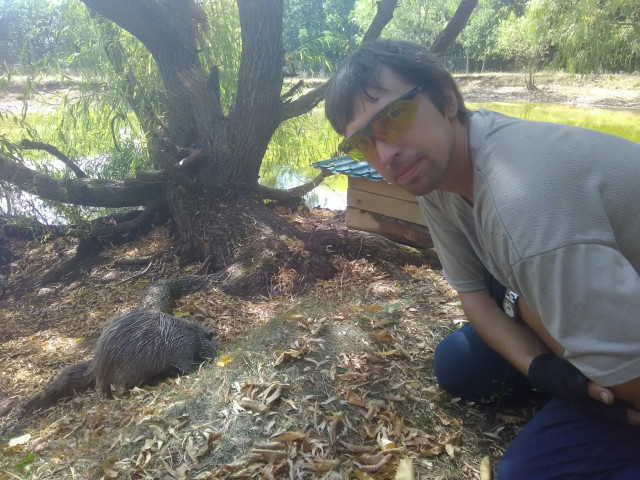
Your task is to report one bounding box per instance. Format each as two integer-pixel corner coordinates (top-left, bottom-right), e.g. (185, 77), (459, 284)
(312, 155), (383, 181)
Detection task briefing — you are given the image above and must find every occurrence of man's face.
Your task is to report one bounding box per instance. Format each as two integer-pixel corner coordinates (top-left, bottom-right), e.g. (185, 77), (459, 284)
(344, 68), (460, 196)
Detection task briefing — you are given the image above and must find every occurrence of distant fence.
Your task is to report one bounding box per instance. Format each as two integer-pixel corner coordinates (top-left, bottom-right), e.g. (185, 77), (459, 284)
(443, 55), (520, 74)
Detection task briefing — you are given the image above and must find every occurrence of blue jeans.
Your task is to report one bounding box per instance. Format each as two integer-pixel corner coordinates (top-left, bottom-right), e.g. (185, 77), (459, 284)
(434, 323), (640, 479)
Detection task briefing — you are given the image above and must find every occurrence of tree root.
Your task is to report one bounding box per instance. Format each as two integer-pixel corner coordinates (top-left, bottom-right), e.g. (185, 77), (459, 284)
(19, 361), (94, 417)
(12, 200), (166, 294)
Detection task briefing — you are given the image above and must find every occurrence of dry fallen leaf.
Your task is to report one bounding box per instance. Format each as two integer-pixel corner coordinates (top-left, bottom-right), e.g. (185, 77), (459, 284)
(347, 389), (366, 407)
(339, 441), (377, 454)
(274, 349), (303, 365)
(101, 456), (120, 479)
(238, 398), (268, 413)
(445, 443), (460, 458)
(371, 328), (393, 342)
(379, 438), (396, 450)
(251, 448), (288, 463)
(216, 354), (232, 367)
(8, 433), (31, 447)
(313, 459), (340, 472)
(480, 455), (491, 480)
(195, 431), (222, 461)
(395, 457), (415, 480)
(355, 453), (392, 472)
(377, 350), (398, 357)
(274, 431), (307, 442)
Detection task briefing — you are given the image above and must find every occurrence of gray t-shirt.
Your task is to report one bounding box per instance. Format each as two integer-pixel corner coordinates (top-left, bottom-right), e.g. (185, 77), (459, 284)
(419, 109), (640, 386)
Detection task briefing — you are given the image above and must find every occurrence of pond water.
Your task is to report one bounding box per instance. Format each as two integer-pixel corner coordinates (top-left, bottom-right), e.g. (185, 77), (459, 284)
(295, 101), (640, 210)
(1, 100), (638, 215)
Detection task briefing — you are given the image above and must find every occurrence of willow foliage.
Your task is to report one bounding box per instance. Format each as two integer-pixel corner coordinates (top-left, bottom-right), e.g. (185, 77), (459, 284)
(520, 0), (639, 74)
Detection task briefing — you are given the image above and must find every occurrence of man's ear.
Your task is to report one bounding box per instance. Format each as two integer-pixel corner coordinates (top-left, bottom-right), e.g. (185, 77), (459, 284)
(445, 90), (459, 120)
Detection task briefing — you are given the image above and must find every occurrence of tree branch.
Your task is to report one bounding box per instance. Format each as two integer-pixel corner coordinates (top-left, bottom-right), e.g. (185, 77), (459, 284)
(280, 83), (327, 123)
(361, 0), (399, 44)
(81, 0), (198, 67)
(230, 0), (286, 180)
(430, 0), (478, 56)
(156, 150), (197, 191)
(280, 0), (398, 122)
(281, 79), (304, 100)
(81, 0), (224, 150)
(31, 199), (165, 289)
(135, 169), (166, 183)
(258, 169), (333, 202)
(20, 140), (87, 179)
(0, 152), (163, 207)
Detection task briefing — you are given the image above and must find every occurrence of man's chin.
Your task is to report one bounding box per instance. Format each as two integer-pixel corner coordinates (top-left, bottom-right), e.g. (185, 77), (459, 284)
(393, 180), (434, 197)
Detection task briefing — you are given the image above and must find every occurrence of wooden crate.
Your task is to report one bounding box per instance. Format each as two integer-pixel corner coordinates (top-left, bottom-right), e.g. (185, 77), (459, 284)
(345, 177), (433, 248)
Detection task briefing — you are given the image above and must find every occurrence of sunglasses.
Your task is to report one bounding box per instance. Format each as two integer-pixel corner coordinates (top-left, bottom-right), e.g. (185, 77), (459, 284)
(339, 84), (424, 162)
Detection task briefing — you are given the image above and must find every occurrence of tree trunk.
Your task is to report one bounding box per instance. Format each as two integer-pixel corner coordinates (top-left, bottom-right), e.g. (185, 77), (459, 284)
(166, 190), (296, 271)
(430, 0), (478, 56)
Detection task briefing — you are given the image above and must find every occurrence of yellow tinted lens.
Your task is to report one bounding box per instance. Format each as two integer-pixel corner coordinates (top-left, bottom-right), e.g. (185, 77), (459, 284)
(371, 99), (418, 142)
(343, 133), (377, 162)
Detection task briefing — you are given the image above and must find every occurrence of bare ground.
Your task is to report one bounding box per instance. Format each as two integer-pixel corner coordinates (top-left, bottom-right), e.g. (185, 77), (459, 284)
(455, 72), (640, 110)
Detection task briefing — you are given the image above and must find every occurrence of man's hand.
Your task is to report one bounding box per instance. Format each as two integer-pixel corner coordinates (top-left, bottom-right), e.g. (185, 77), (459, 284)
(528, 353), (640, 425)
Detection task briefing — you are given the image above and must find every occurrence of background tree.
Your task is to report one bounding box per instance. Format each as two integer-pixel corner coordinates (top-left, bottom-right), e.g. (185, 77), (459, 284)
(0, 0), (476, 296)
(283, 0), (361, 75)
(458, 0), (514, 72)
(0, 0), (66, 70)
(537, 0), (640, 73)
(354, 0), (459, 47)
(496, 9), (549, 89)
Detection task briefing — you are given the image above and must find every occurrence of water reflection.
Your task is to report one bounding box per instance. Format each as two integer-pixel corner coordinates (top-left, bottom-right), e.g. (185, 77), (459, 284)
(468, 102), (640, 143)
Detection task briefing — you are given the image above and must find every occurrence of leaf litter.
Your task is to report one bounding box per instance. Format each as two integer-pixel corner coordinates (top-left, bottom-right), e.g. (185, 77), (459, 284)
(0, 209), (539, 479)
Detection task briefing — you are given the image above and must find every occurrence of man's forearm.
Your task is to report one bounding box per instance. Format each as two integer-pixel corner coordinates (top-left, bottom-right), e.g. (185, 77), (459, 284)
(459, 289), (640, 421)
(458, 289), (550, 376)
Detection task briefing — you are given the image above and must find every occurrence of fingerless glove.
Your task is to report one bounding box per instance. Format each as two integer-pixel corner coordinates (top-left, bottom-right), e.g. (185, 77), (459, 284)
(528, 353), (627, 424)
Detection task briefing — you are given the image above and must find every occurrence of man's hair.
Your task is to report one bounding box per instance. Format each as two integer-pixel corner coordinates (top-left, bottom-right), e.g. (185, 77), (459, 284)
(325, 39), (469, 135)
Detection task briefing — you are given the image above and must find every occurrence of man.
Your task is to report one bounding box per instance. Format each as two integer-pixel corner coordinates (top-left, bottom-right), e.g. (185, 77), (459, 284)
(325, 39), (640, 478)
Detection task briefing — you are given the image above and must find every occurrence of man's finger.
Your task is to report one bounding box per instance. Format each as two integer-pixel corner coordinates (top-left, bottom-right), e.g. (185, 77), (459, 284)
(586, 381), (615, 405)
(627, 408), (640, 427)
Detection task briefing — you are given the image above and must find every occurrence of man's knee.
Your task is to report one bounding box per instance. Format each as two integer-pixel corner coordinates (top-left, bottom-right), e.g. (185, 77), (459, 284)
(434, 323), (529, 401)
(433, 328), (471, 396)
(497, 446), (531, 480)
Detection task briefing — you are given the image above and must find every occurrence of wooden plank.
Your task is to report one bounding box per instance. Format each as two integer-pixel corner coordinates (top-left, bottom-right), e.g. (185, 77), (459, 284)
(347, 189), (427, 226)
(349, 177), (418, 203)
(345, 207), (433, 249)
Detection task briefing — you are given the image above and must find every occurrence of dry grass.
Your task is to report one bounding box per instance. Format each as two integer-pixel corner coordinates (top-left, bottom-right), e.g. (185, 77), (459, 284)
(0, 211), (538, 479)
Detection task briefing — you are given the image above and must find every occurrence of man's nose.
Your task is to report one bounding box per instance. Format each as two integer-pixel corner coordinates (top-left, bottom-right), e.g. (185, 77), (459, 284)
(374, 138), (402, 167)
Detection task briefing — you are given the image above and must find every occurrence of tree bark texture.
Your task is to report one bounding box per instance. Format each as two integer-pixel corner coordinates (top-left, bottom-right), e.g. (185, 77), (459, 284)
(362, 0), (399, 44)
(0, 152), (162, 207)
(230, 0), (285, 183)
(430, 0), (478, 56)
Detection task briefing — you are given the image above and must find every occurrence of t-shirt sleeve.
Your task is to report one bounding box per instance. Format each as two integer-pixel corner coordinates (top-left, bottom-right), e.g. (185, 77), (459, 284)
(510, 243), (640, 387)
(419, 195), (487, 292)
